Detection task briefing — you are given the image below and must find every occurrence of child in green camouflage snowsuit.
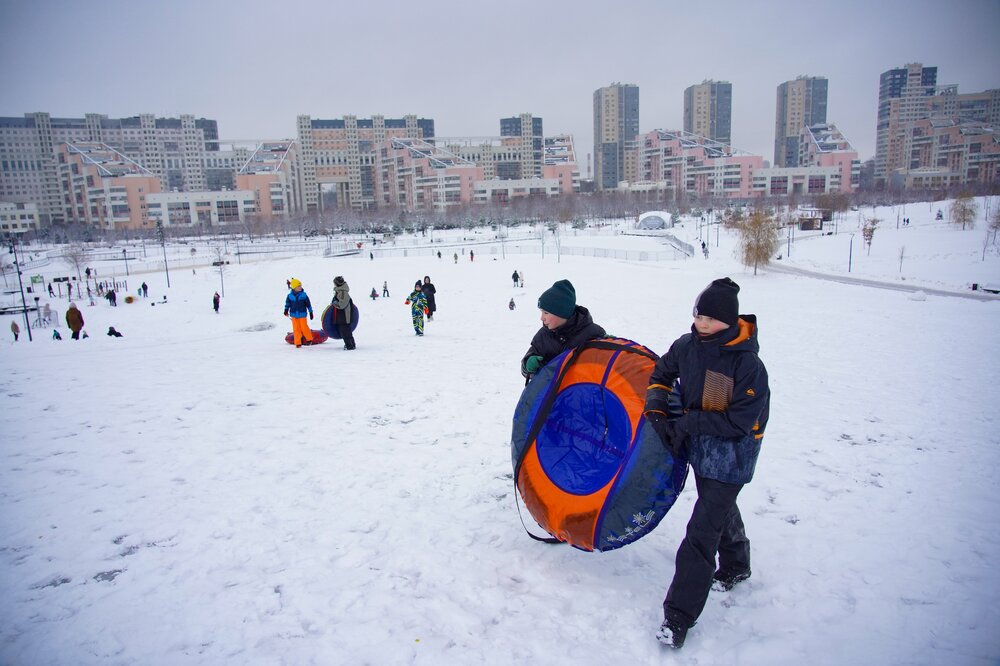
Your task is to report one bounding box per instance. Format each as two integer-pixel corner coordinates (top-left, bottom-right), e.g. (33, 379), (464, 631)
(405, 280), (428, 336)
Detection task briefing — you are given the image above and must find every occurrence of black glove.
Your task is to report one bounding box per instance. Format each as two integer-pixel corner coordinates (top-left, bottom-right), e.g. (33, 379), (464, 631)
(283, 310), (289, 317)
(647, 413), (687, 457)
(309, 312), (314, 320)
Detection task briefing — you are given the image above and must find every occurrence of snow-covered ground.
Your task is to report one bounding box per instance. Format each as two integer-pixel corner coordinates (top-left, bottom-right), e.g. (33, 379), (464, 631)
(2, 199), (999, 665)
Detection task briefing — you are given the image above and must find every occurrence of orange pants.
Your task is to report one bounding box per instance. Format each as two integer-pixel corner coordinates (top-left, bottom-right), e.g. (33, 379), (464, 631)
(291, 317), (313, 346)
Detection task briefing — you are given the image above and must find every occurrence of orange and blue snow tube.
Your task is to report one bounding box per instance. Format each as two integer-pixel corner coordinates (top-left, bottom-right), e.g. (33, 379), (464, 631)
(511, 337), (688, 552)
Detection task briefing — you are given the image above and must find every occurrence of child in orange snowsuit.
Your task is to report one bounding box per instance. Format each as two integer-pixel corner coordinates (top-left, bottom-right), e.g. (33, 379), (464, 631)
(283, 278), (314, 347)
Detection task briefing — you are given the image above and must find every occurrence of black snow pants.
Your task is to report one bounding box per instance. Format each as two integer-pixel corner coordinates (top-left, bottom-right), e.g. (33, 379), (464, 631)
(338, 322), (355, 350)
(664, 474), (750, 626)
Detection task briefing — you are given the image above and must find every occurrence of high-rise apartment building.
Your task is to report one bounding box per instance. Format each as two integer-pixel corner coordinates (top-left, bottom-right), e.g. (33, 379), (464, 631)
(0, 112), (221, 224)
(774, 76), (828, 167)
(683, 80), (732, 145)
(593, 83), (639, 190)
(875, 63), (939, 183)
(500, 114), (543, 179)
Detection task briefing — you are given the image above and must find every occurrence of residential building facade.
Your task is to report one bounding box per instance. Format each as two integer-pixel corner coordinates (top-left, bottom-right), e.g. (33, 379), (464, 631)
(875, 63), (939, 183)
(234, 140), (300, 219)
(0, 112), (220, 224)
(798, 123), (860, 191)
(0, 201), (40, 235)
(624, 128), (856, 200)
(593, 83), (639, 190)
(629, 130), (763, 199)
(295, 115), (434, 213)
(375, 134), (577, 212)
(500, 114), (544, 179)
(684, 80), (732, 146)
(888, 118), (1000, 189)
(146, 190), (258, 228)
(57, 142), (162, 231)
(774, 76), (828, 167)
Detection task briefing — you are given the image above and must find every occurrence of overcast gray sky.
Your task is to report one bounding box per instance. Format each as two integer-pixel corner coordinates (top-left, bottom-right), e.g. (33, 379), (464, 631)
(2, 0), (998, 169)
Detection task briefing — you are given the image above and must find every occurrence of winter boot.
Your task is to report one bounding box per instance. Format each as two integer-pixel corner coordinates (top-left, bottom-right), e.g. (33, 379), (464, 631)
(712, 568), (751, 592)
(656, 618), (688, 649)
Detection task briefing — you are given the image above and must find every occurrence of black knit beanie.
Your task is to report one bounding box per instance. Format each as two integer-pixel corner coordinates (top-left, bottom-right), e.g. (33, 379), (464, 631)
(538, 279), (576, 318)
(694, 277), (740, 326)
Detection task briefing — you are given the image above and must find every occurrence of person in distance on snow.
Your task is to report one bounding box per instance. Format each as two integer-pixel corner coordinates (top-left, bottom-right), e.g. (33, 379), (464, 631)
(404, 280), (428, 336)
(519, 279), (605, 382)
(643, 277), (770, 650)
(422, 276), (437, 321)
(65, 302), (85, 340)
(283, 278), (314, 348)
(331, 275), (356, 350)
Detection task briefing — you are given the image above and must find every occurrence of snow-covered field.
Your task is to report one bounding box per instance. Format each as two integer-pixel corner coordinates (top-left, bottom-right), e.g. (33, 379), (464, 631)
(2, 199), (999, 665)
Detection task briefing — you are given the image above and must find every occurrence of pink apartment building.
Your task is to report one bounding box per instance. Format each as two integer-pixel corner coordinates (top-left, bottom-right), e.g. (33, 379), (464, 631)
(633, 130), (763, 199)
(798, 124), (860, 191)
(57, 142), (161, 230)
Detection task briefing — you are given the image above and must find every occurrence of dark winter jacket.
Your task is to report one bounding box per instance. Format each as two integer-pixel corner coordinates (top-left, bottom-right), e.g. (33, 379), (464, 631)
(645, 315), (770, 484)
(422, 282), (437, 314)
(332, 282), (352, 324)
(284, 290), (313, 319)
(520, 305), (606, 379)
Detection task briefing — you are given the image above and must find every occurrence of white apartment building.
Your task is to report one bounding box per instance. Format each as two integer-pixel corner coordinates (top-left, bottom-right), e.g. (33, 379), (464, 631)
(146, 190), (258, 228)
(0, 201), (41, 234)
(0, 112), (222, 224)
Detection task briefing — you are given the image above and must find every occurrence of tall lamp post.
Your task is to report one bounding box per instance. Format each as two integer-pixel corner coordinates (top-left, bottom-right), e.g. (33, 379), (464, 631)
(8, 239), (32, 341)
(848, 233), (856, 273)
(156, 220), (170, 287)
(122, 248), (130, 276)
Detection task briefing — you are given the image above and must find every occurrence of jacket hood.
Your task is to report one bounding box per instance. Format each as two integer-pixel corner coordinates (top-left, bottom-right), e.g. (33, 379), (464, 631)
(723, 314), (760, 353)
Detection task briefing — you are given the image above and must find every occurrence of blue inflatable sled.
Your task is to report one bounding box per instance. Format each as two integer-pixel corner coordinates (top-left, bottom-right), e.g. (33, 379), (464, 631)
(321, 302), (360, 339)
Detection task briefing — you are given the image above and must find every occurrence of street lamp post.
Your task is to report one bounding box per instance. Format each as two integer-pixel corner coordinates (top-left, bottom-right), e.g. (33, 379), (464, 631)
(848, 233), (856, 273)
(156, 220), (170, 287)
(122, 248), (129, 276)
(8, 239), (32, 341)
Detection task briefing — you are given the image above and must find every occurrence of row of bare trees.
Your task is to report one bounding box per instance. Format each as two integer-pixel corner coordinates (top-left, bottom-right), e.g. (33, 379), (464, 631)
(11, 185), (999, 256)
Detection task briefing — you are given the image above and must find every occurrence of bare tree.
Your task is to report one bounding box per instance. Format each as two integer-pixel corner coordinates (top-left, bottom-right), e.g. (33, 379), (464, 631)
(949, 193), (977, 230)
(0, 254), (13, 289)
(737, 209), (780, 275)
(723, 206), (745, 228)
(987, 206), (1000, 245)
(64, 243), (88, 281)
(212, 246), (227, 297)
